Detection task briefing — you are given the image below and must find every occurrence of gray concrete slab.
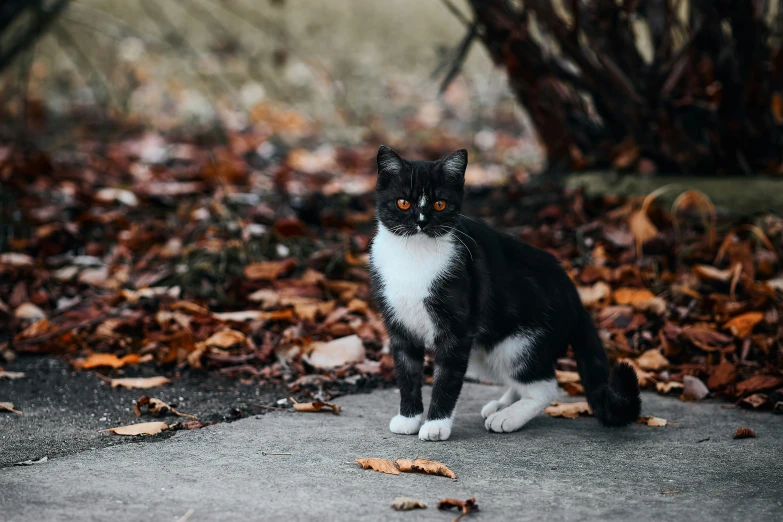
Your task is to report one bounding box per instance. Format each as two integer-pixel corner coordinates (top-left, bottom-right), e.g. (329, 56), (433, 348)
(1, 384), (781, 521)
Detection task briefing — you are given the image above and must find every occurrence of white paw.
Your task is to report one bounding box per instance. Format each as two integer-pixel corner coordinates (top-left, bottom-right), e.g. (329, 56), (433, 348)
(485, 408), (526, 433)
(389, 414), (422, 435)
(418, 418), (452, 441)
(481, 400), (503, 418)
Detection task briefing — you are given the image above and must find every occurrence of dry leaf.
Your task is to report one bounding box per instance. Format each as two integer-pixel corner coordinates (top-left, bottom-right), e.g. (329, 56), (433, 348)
(0, 370), (26, 380)
(555, 370), (581, 384)
(629, 209), (658, 257)
(735, 374), (783, 395)
(134, 396), (197, 419)
(76, 353), (152, 370)
(562, 382), (585, 395)
(355, 458), (400, 475)
(639, 416), (667, 427)
(707, 361), (737, 390)
(724, 312), (764, 338)
(395, 458), (456, 479)
(577, 281), (611, 308)
(14, 302), (46, 320)
(682, 375), (709, 400)
(391, 497), (427, 511)
(14, 318), (51, 341)
(303, 335), (365, 369)
(740, 394), (768, 408)
(635, 349), (670, 371)
(694, 264), (733, 282)
(437, 497), (479, 519)
(544, 401), (592, 419)
(110, 376), (171, 389)
(290, 397), (341, 414)
(243, 259), (297, 280)
(105, 421), (168, 436)
(213, 310), (268, 322)
(0, 402), (22, 414)
(204, 329), (247, 349)
(734, 427), (755, 439)
(656, 381), (684, 395)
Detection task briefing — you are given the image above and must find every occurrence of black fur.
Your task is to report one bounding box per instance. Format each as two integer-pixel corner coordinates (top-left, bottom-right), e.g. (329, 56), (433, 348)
(370, 146), (641, 428)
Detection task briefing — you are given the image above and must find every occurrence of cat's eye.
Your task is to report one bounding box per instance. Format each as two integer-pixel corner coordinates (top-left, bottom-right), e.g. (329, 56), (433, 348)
(433, 200), (447, 212)
(396, 199), (411, 211)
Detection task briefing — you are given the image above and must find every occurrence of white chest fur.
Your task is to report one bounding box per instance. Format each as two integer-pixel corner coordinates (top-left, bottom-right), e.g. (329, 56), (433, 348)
(370, 223), (458, 347)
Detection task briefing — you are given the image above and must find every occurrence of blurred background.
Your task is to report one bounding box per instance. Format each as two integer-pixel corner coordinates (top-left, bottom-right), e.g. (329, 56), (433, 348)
(1, 0), (782, 444)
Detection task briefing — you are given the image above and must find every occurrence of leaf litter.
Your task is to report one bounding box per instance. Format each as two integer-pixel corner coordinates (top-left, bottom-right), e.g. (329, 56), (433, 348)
(356, 457), (456, 479)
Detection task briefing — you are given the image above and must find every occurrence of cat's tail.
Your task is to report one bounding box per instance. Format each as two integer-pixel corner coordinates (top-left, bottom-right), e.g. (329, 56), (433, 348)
(571, 308), (641, 426)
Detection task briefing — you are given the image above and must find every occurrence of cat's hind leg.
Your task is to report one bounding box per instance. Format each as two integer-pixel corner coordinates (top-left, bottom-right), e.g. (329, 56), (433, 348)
(484, 379), (558, 433)
(480, 387), (521, 418)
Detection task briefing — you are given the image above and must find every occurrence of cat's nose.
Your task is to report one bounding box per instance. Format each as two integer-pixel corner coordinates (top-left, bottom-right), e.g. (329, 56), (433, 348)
(417, 215), (430, 229)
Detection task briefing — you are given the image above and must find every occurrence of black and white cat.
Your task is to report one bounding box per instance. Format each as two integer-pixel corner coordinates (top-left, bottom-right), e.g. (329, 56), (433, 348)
(369, 145), (641, 441)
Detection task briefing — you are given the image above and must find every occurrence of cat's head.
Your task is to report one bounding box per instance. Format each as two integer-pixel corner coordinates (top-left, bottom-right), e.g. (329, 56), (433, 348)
(374, 145), (467, 238)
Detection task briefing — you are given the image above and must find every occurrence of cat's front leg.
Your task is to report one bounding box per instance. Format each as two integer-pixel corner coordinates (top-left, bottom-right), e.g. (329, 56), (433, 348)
(419, 340), (471, 441)
(388, 335), (425, 435)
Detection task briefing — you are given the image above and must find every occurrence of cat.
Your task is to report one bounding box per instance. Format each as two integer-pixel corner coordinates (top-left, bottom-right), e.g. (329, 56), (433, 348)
(369, 145), (641, 441)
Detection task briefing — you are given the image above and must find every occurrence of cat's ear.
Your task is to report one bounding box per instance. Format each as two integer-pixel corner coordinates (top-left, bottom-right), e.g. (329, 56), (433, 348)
(377, 145), (404, 178)
(441, 149), (468, 181)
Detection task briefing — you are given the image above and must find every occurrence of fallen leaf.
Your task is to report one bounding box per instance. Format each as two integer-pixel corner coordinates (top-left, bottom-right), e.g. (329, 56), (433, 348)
(635, 349), (670, 371)
(0, 252), (34, 267)
(734, 427), (755, 439)
(735, 374), (783, 395)
(134, 396), (197, 419)
(562, 382), (585, 395)
(694, 264), (733, 282)
(437, 497), (479, 520)
(544, 401), (592, 419)
(577, 281), (611, 308)
(0, 370), (26, 380)
(395, 458), (456, 479)
(391, 497), (427, 511)
(682, 375), (709, 400)
(555, 370), (581, 384)
(707, 361), (737, 390)
(681, 326), (733, 352)
(105, 421), (168, 436)
(0, 402), (22, 414)
(14, 302), (46, 320)
(629, 209), (658, 257)
(724, 312), (764, 338)
(204, 329), (247, 349)
(355, 458), (400, 475)
(656, 381), (684, 395)
(14, 318), (51, 341)
(76, 353), (151, 370)
(303, 335), (365, 369)
(109, 376), (171, 389)
(243, 259), (297, 280)
(212, 310), (268, 322)
(291, 397), (341, 415)
(740, 394), (768, 408)
(639, 416), (667, 427)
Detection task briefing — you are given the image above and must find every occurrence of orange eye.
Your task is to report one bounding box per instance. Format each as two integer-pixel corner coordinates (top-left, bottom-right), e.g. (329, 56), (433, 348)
(433, 200), (447, 212)
(396, 199), (411, 211)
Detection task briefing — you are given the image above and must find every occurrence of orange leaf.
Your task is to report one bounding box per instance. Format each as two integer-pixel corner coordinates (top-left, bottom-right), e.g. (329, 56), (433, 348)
(77, 353), (151, 370)
(723, 312), (764, 338)
(544, 401), (592, 419)
(355, 458), (399, 475)
(105, 421), (168, 436)
(635, 349), (670, 371)
(290, 397), (341, 414)
(734, 427), (756, 439)
(243, 259), (297, 280)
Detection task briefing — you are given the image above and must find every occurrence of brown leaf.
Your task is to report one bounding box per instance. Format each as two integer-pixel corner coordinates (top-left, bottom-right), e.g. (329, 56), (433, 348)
(635, 349), (670, 371)
(395, 458), (456, 479)
(637, 416), (667, 427)
(212, 310), (268, 322)
(14, 302), (46, 320)
(291, 397), (341, 415)
(735, 374), (783, 395)
(544, 401), (592, 419)
(0, 370), (26, 380)
(628, 210), (658, 257)
(134, 396), (197, 419)
(723, 312), (764, 338)
(437, 497), (479, 518)
(693, 264), (733, 282)
(562, 382), (585, 395)
(243, 259), (297, 280)
(105, 421), (168, 436)
(0, 401), (23, 414)
(203, 329), (247, 349)
(734, 427), (755, 439)
(14, 318), (51, 341)
(110, 376), (171, 389)
(707, 361), (737, 390)
(355, 458), (400, 475)
(391, 497), (427, 511)
(681, 326), (733, 352)
(740, 394), (768, 409)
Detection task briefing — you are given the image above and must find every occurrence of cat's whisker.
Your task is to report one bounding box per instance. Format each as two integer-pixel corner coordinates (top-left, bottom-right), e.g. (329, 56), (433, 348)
(441, 225), (478, 246)
(445, 230), (473, 261)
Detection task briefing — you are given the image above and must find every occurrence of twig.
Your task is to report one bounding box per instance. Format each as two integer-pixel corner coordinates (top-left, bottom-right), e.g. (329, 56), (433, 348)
(261, 452), (291, 456)
(439, 24), (478, 95)
(175, 508), (195, 522)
